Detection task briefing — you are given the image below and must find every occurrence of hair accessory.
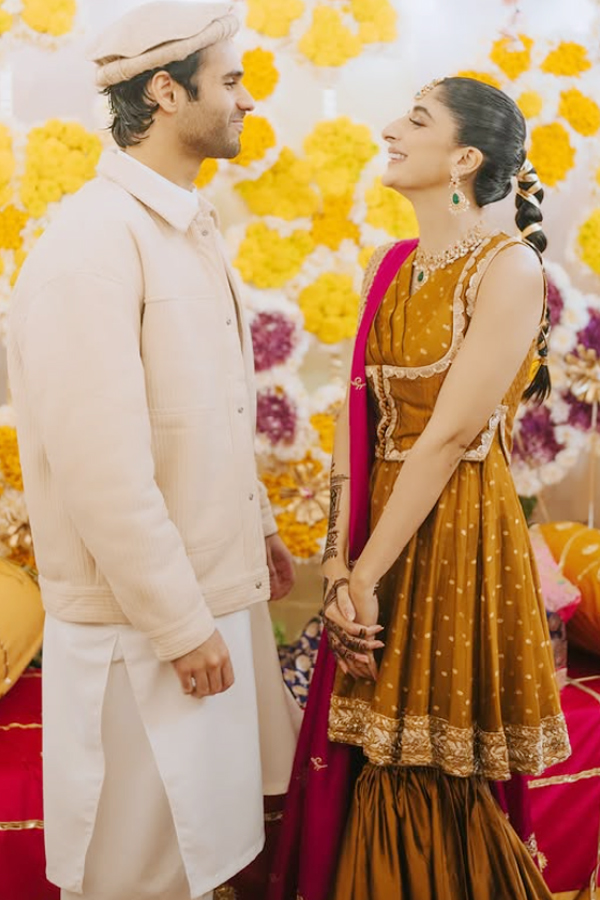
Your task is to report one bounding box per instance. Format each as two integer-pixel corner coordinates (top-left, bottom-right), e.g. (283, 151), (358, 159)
(415, 77), (446, 99)
(516, 158), (543, 211)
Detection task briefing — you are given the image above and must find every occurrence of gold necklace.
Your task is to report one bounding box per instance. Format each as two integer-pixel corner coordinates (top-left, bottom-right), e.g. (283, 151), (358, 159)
(413, 224), (486, 287)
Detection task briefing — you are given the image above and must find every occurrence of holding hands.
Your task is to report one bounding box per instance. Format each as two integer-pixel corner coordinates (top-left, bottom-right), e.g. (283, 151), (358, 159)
(321, 564), (383, 681)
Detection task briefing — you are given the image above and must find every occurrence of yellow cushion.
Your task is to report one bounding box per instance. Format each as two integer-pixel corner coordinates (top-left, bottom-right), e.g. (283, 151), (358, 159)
(0, 561), (44, 698)
(539, 521), (600, 657)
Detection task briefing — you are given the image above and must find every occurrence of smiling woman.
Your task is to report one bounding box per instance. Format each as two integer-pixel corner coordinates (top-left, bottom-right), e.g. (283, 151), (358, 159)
(271, 74), (567, 900)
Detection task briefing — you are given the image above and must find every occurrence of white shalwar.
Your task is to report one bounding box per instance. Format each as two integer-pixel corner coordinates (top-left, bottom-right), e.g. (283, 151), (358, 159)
(42, 601), (298, 900)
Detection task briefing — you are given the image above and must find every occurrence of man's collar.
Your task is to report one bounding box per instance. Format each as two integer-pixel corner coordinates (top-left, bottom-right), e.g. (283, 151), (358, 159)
(97, 149), (218, 233)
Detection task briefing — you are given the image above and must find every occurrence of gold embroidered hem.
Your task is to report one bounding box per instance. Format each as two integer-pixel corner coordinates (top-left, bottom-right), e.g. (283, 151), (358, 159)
(328, 696), (570, 780)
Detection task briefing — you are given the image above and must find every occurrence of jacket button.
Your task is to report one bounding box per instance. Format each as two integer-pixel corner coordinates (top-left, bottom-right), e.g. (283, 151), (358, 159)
(255, 581), (262, 589)
(249, 493), (254, 501)
(226, 317), (232, 325)
(238, 406), (244, 414)
(201, 229), (209, 236)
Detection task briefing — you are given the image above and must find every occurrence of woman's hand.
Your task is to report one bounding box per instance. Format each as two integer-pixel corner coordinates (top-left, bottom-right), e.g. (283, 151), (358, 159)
(321, 572), (383, 681)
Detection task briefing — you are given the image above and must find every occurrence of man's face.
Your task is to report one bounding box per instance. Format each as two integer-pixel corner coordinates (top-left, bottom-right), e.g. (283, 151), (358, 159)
(177, 40), (255, 159)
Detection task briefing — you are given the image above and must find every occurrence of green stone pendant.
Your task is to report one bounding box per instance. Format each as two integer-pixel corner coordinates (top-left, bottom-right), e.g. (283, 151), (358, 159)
(452, 192), (460, 206)
(417, 270), (425, 283)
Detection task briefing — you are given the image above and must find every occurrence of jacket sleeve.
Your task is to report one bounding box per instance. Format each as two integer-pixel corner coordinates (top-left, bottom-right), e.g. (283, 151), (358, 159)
(258, 479), (278, 537)
(19, 270), (215, 661)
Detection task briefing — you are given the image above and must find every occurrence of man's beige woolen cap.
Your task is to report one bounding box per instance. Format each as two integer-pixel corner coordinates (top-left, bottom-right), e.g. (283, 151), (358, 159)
(87, 1), (239, 89)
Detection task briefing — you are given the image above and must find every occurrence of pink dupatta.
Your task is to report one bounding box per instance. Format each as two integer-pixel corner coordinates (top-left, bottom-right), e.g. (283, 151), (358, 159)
(268, 238), (534, 900)
(267, 240), (418, 900)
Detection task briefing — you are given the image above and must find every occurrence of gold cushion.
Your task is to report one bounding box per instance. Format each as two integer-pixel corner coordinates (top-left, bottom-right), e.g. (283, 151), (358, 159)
(539, 521), (600, 657)
(0, 561), (44, 698)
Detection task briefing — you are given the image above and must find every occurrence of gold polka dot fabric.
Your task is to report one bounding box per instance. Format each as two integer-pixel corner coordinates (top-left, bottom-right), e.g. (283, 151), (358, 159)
(328, 234), (570, 781)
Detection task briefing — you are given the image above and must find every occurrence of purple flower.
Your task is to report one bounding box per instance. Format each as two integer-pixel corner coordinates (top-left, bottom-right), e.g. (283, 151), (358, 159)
(257, 389), (297, 445)
(546, 276), (564, 329)
(513, 406), (564, 465)
(251, 312), (296, 373)
(577, 309), (600, 354)
(566, 392), (600, 432)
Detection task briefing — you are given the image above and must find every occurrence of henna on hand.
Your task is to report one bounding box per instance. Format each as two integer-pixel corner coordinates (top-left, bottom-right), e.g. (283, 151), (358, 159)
(322, 463), (349, 564)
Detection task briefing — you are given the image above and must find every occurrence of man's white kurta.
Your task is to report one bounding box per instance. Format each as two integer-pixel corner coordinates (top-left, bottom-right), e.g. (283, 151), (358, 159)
(43, 610), (265, 898)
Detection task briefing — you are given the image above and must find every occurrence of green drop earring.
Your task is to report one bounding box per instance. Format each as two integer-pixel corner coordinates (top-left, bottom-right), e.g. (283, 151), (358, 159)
(449, 166), (469, 214)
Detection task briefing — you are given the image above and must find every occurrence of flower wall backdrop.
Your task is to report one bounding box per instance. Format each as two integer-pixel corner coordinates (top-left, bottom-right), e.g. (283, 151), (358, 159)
(1, 0), (600, 589)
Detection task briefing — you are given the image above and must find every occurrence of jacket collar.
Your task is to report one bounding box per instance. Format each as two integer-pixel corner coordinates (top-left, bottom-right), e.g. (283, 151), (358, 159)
(97, 148), (218, 233)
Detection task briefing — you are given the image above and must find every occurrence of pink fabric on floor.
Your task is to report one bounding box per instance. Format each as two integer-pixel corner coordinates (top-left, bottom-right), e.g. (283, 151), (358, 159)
(528, 653), (600, 893)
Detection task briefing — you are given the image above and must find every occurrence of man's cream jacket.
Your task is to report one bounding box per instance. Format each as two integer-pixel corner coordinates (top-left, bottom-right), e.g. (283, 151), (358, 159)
(8, 149), (278, 661)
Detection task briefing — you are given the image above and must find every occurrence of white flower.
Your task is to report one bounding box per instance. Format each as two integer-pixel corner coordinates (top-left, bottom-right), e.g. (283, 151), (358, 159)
(550, 324), (577, 356)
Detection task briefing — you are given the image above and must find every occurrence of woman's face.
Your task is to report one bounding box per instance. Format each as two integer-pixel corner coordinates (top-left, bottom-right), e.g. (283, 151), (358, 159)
(381, 87), (464, 195)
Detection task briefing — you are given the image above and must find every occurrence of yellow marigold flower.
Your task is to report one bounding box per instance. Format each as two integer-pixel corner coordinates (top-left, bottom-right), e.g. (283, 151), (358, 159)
(310, 413), (336, 455)
(275, 510), (327, 559)
(0, 427), (23, 492)
(365, 178), (419, 239)
(350, 0), (397, 44)
(242, 48), (279, 101)
(541, 42), (591, 77)
(231, 115), (276, 167)
(236, 148), (319, 220)
(20, 120), (102, 217)
(21, 0), (77, 36)
(235, 222), (314, 289)
(304, 117), (377, 197)
(0, 4), (13, 35)
(577, 209), (600, 276)
(0, 124), (15, 208)
(194, 158), (218, 188)
(298, 272), (359, 344)
(517, 91), (543, 120)
(490, 34), (533, 80)
(246, 0), (304, 38)
(456, 70), (502, 90)
(298, 7), (362, 68)
(558, 88), (600, 137)
(528, 123), (576, 187)
(0, 206), (28, 252)
(311, 193), (360, 250)
(358, 245), (375, 269)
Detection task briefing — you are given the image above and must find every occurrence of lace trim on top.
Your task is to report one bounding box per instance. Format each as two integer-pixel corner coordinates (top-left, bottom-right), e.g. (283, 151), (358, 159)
(465, 236), (526, 319)
(365, 231), (500, 383)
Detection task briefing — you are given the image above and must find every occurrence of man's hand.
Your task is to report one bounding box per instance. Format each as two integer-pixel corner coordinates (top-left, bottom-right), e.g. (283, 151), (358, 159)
(266, 533), (295, 601)
(172, 630), (234, 698)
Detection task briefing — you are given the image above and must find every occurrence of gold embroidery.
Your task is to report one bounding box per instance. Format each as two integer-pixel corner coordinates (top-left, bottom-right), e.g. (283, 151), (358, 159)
(328, 696), (570, 780)
(214, 886), (237, 900)
(0, 722), (42, 731)
(525, 833), (548, 872)
(310, 756), (328, 771)
(528, 767), (600, 789)
(0, 635), (9, 683)
(0, 819), (44, 831)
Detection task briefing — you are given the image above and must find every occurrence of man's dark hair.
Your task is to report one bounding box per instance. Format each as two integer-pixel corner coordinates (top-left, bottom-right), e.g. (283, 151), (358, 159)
(102, 50), (203, 148)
